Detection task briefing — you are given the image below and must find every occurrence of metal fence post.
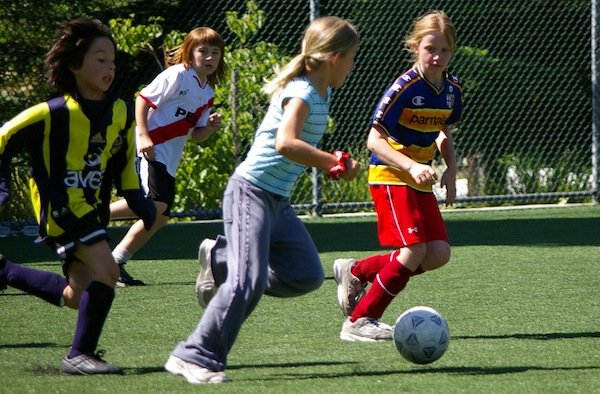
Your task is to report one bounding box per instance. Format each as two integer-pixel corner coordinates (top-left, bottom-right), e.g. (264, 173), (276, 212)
(592, 0), (600, 203)
(310, 0), (323, 216)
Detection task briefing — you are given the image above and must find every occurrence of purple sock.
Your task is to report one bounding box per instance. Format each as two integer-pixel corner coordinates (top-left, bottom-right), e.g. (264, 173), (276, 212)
(69, 281), (115, 358)
(2, 259), (67, 306)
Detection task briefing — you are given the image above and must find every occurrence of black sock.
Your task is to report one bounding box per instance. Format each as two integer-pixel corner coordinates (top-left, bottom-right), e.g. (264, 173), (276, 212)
(68, 281), (115, 358)
(2, 259), (67, 306)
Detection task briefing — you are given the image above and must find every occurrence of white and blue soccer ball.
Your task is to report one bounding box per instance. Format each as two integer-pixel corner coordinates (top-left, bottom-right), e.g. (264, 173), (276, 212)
(393, 306), (450, 364)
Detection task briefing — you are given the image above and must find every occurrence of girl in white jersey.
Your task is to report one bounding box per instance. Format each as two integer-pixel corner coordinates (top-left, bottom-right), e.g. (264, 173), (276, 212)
(164, 16), (361, 384)
(109, 27), (226, 286)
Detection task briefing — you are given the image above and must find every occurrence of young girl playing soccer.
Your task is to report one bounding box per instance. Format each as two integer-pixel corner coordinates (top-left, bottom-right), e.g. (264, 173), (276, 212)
(333, 10), (464, 342)
(109, 27), (226, 286)
(0, 18), (154, 374)
(164, 16), (361, 384)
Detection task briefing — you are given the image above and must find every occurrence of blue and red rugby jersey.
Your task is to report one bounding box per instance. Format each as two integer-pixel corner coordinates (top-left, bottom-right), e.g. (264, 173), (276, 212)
(368, 64), (463, 192)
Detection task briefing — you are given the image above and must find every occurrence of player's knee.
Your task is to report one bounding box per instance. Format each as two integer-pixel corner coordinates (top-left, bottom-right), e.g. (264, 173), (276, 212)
(108, 265), (120, 283)
(402, 243), (429, 266)
(96, 261), (120, 285)
(62, 285), (82, 309)
(156, 213), (170, 226)
(154, 201), (169, 215)
(304, 272), (324, 292)
(422, 241), (451, 271)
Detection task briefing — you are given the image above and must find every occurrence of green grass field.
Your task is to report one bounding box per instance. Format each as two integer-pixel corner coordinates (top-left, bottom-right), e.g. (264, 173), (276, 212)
(1, 204), (599, 393)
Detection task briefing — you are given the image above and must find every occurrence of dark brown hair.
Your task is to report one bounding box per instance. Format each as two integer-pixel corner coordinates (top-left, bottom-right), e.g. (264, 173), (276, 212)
(45, 18), (116, 94)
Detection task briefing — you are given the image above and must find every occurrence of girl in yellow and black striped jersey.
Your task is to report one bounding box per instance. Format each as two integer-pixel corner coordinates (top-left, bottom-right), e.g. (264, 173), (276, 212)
(0, 18), (155, 375)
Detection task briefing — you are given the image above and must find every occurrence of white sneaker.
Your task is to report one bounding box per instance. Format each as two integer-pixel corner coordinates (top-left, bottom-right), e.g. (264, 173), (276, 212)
(196, 238), (217, 308)
(333, 258), (366, 316)
(340, 317), (393, 342)
(165, 355), (230, 384)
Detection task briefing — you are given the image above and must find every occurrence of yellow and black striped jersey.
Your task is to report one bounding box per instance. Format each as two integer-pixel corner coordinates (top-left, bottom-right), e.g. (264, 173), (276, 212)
(0, 92), (138, 238)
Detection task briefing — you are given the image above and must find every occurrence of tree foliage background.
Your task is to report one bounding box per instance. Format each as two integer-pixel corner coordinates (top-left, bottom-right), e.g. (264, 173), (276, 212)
(0, 0), (594, 225)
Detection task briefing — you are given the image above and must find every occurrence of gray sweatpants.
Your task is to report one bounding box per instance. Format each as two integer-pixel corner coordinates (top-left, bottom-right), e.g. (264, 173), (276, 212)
(171, 174), (324, 371)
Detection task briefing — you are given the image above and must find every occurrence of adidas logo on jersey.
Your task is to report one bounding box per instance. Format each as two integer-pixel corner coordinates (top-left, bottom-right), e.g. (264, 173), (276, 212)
(90, 133), (105, 144)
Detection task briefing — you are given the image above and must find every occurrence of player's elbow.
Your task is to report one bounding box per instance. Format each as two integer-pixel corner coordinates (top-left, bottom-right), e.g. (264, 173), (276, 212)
(366, 127), (383, 153)
(366, 138), (376, 153)
(275, 139), (293, 155)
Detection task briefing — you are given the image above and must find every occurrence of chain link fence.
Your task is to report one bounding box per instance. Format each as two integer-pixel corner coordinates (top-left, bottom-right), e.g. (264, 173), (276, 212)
(0, 0), (596, 227)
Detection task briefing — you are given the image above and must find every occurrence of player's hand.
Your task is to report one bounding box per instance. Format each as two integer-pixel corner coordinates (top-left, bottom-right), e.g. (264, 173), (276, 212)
(340, 158), (360, 181)
(207, 112), (222, 130)
(327, 150), (350, 180)
(409, 163), (437, 186)
(440, 170), (456, 206)
(138, 134), (155, 161)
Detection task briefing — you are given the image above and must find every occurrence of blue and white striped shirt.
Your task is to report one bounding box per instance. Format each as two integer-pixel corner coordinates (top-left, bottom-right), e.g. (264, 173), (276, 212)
(236, 75), (331, 197)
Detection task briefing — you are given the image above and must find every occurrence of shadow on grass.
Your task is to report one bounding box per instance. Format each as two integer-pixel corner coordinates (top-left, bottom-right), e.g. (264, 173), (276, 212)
(0, 342), (68, 349)
(122, 361), (357, 376)
(454, 331), (600, 340)
(2, 213), (599, 262)
(27, 363), (600, 378)
(239, 364), (600, 381)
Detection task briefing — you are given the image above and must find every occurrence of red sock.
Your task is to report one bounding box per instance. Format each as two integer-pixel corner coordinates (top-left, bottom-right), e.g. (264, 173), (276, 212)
(350, 260), (412, 321)
(352, 251), (398, 283)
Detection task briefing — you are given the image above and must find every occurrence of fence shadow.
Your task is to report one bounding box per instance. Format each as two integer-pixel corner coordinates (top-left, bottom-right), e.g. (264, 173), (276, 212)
(306, 216), (600, 252)
(1, 211), (598, 262)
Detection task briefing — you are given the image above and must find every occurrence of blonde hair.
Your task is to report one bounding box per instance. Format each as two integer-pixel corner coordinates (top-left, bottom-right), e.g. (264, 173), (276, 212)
(263, 16), (359, 96)
(164, 27), (226, 87)
(405, 10), (457, 63)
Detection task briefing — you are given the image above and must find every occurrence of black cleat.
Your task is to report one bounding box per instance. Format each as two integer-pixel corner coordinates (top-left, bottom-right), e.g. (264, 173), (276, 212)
(116, 264), (145, 287)
(60, 351), (123, 375)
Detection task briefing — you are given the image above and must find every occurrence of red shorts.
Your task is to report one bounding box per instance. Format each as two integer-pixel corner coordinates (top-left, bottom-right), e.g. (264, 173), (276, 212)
(370, 184), (448, 247)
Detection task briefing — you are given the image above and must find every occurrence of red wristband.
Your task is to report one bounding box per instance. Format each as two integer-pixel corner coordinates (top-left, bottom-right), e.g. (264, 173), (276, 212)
(327, 150), (350, 180)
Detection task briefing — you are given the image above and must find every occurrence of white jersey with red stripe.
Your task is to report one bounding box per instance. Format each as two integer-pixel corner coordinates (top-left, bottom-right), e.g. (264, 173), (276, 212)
(138, 63), (214, 176)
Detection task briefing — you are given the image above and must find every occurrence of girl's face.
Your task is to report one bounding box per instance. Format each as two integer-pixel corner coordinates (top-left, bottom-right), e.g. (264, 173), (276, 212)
(71, 37), (115, 100)
(415, 31), (452, 81)
(191, 44), (222, 81)
(330, 44), (359, 89)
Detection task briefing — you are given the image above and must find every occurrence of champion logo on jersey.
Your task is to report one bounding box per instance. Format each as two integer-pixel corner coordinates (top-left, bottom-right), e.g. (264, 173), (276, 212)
(412, 96), (425, 106)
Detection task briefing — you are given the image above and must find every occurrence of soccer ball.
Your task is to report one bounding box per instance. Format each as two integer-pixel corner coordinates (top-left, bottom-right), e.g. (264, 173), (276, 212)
(393, 306), (450, 364)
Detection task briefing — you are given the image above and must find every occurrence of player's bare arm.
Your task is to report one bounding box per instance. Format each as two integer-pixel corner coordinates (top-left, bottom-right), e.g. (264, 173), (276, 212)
(191, 112), (222, 142)
(276, 98), (334, 169)
(276, 98), (360, 180)
(367, 126), (437, 186)
(135, 95), (155, 160)
(436, 126), (457, 204)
